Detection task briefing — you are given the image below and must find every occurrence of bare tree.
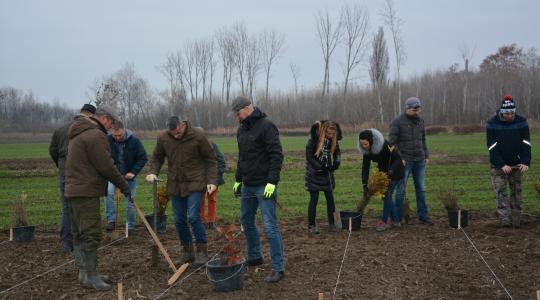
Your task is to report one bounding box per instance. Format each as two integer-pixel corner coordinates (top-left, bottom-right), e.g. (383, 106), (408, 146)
(315, 8), (342, 96)
(216, 28), (235, 105)
(340, 3), (370, 96)
(459, 44), (475, 115)
(289, 62), (301, 100)
(245, 36), (261, 102)
(158, 51), (187, 115)
(381, 0), (406, 115)
(260, 29), (286, 101)
(231, 22), (249, 96)
(369, 27), (389, 124)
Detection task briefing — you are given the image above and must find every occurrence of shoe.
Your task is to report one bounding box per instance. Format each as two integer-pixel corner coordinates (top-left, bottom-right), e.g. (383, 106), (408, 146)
(105, 222), (116, 232)
(392, 221), (401, 228)
(328, 224), (337, 232)
(264, 271), (284, 283)
(207, 222), (216, 230)
(246, 257), (264, 266)
(497, 219), (511, 228)
(375, 221), (387, 232)
(419, 218), (434, 225)
(179, 244), (194, 264)
(193, 243), (209, 267)
(308, 225), (320, 234)
(61, 242), (73, 253)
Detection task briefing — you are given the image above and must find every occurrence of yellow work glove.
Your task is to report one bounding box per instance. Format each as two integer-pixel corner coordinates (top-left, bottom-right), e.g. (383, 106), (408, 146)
(233, 182), (242, 197)
(263, 183), (276, 198)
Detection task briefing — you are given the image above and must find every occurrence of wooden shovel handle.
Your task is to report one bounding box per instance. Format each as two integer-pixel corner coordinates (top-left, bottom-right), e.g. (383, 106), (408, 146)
(133, 202), (177, 272)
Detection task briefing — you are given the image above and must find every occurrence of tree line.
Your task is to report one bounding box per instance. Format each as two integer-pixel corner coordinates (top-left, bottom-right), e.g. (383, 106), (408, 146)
(1, 1), (539, 133)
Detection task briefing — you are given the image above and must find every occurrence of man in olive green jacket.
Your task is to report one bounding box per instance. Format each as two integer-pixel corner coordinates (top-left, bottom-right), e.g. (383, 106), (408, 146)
(65, 105), (130, 291)
(146, 116), (217, 267)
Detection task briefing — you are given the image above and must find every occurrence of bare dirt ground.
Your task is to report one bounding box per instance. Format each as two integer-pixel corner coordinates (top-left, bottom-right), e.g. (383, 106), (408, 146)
(1, 215), (539, 300)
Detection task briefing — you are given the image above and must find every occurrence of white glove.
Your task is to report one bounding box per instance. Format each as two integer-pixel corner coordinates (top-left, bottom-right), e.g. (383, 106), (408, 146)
(146, 174), (158, 183)
(207, 184), (217, 194)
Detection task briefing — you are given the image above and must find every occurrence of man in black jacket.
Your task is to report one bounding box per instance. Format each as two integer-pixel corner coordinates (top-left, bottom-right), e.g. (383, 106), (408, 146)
(49, 103), (96, 252)
(486, 95), (531, 227)
(231, 96), (285, 283)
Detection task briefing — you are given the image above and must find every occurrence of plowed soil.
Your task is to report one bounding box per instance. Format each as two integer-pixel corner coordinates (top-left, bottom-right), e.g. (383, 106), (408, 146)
(1, 215), (539, 299)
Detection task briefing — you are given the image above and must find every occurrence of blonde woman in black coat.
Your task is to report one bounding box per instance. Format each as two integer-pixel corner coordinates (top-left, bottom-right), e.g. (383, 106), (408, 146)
(305, 120), (341, 234)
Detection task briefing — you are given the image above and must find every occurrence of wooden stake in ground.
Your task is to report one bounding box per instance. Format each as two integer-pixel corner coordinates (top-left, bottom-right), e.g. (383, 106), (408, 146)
(133, 202), (177, 273)
(167, 263), (189, 285)
(349, 217), (352, 233)
(458, 209), (462, 229)
(537, 290), (539, 300)
(333, 211), (342, 230)
(125, 222), (129, 238)
(9, 228), (13, 241)
(318, 292), (324, 300)
(117, 282), (123, 300)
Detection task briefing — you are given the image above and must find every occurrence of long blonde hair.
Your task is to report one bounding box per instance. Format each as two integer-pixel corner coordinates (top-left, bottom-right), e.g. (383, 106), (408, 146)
(314, 121), (337, 157)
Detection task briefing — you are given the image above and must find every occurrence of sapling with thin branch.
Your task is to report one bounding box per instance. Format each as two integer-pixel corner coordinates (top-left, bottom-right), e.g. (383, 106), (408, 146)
(214, 224), (244, 266)
(437, 185), (464, 211)
(13, 191), (29, 227)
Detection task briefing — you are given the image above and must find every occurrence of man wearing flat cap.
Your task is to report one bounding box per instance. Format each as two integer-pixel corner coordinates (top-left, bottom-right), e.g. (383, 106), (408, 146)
(388, 97), (433, 225)
(231, 96), (285, 283)
(146, 116), (217, 268)
(49, 103), (96, 253)
(65, 104), (131, 291)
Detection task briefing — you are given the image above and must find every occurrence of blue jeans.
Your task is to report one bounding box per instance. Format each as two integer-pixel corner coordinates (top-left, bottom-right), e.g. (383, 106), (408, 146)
(404, 160), (429, 220)
(105, 180), (137, 229)
(382, 179), (404, 223)
(58, 164), (73, 251)
(171, 192), (207, 245)
(241, 184), (285, 272)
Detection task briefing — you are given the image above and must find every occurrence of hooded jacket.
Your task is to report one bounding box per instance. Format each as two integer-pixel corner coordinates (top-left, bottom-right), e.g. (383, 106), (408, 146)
(486, 110), (531, 168)
(358, 128), (404, 187)
(149, 121), (217, 197)
(235, 107), (283, 185)
(64, 115), (129, 198)
(108, 129), (148, 176)
(305, 121), (342, 191)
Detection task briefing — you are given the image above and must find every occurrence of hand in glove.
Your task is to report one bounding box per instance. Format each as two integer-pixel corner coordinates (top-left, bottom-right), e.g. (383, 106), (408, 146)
(263, 183), (276, 199)
(146, 174), (158, 183)
(233, 182), (242, 197)
(207, 184), (217, 194)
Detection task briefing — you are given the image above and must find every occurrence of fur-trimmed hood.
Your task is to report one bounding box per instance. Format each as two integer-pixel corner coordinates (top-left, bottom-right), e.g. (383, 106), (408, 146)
(357, 128), (385, 155)
(309, 120), (342, 141)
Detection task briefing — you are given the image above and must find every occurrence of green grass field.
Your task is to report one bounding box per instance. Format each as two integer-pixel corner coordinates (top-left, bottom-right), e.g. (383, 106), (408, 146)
(1, 133), (539, 229)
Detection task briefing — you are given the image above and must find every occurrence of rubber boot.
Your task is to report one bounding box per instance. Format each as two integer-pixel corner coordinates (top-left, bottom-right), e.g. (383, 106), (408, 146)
(178, 244), (195, 264)
(193, 243), (209, 267)
(73, 244), (87, 284)
(82, 249), (111, 291)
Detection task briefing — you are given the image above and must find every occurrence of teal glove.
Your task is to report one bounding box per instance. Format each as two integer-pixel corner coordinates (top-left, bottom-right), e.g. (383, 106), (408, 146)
(263, 183), (276, 198)
(233, 182), (242, 197)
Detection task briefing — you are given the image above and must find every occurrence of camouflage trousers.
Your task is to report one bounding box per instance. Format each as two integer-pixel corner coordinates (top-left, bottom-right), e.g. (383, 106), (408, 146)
(490, 168), (523, 222)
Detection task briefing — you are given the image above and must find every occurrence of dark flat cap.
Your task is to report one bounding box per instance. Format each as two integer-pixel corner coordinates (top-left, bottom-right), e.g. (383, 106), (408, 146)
(231, 96), (251, 112)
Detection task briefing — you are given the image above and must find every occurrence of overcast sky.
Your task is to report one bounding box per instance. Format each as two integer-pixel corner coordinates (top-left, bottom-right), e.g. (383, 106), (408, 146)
(1, 0), (539, 109)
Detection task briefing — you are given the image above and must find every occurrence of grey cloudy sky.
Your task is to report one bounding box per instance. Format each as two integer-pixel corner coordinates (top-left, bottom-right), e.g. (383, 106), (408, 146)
(1, 0), (539, 109)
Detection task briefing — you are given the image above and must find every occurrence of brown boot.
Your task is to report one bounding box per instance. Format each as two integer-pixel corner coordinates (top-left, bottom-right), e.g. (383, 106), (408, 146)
(178, 244), (194, 264)
(193, 243), (209, 267)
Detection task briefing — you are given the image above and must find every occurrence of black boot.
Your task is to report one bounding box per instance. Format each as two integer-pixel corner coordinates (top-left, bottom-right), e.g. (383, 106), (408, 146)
(82, 249), (111, 291)
(193, 243), (209, 267)
(178, 244), (194, 264)
(264, 271), (284, 283)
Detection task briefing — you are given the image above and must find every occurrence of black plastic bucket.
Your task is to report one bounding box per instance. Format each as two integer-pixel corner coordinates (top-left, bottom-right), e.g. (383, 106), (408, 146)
(448, 210), (468, 228)
(340, 211), (362, 231)
(144, 214), (167, 233)
(206, 258), (245, 292)
(13, 225), (35, 243)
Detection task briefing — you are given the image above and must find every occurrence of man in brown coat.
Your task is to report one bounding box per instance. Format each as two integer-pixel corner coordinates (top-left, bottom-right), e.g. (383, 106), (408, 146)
(65, 105), (130, 291)
(146, 116), (217, 267)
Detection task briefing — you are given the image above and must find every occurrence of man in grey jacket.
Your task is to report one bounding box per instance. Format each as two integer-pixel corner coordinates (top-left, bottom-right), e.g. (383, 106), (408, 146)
(388, 97), (433, 225)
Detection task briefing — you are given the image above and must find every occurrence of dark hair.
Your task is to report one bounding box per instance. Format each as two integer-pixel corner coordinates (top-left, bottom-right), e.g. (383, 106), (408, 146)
(358, 130), (373, 145)
(111, 120), (124, 130)
(166, 116), (182, 130)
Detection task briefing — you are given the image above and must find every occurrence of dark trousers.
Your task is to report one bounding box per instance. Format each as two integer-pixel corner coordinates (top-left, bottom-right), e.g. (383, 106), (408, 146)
(308, 191), (335, 226)
(58, 164), (73, 250)
(69, 197), (102, 252)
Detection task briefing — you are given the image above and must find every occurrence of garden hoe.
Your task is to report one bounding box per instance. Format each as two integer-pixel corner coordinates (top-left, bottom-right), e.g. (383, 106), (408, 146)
(132, 196), (189, 285)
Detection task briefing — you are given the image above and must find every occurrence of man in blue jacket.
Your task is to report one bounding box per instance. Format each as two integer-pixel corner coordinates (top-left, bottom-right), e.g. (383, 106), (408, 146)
(105, 121), (148, 232)
(486, 95), (531, 227)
